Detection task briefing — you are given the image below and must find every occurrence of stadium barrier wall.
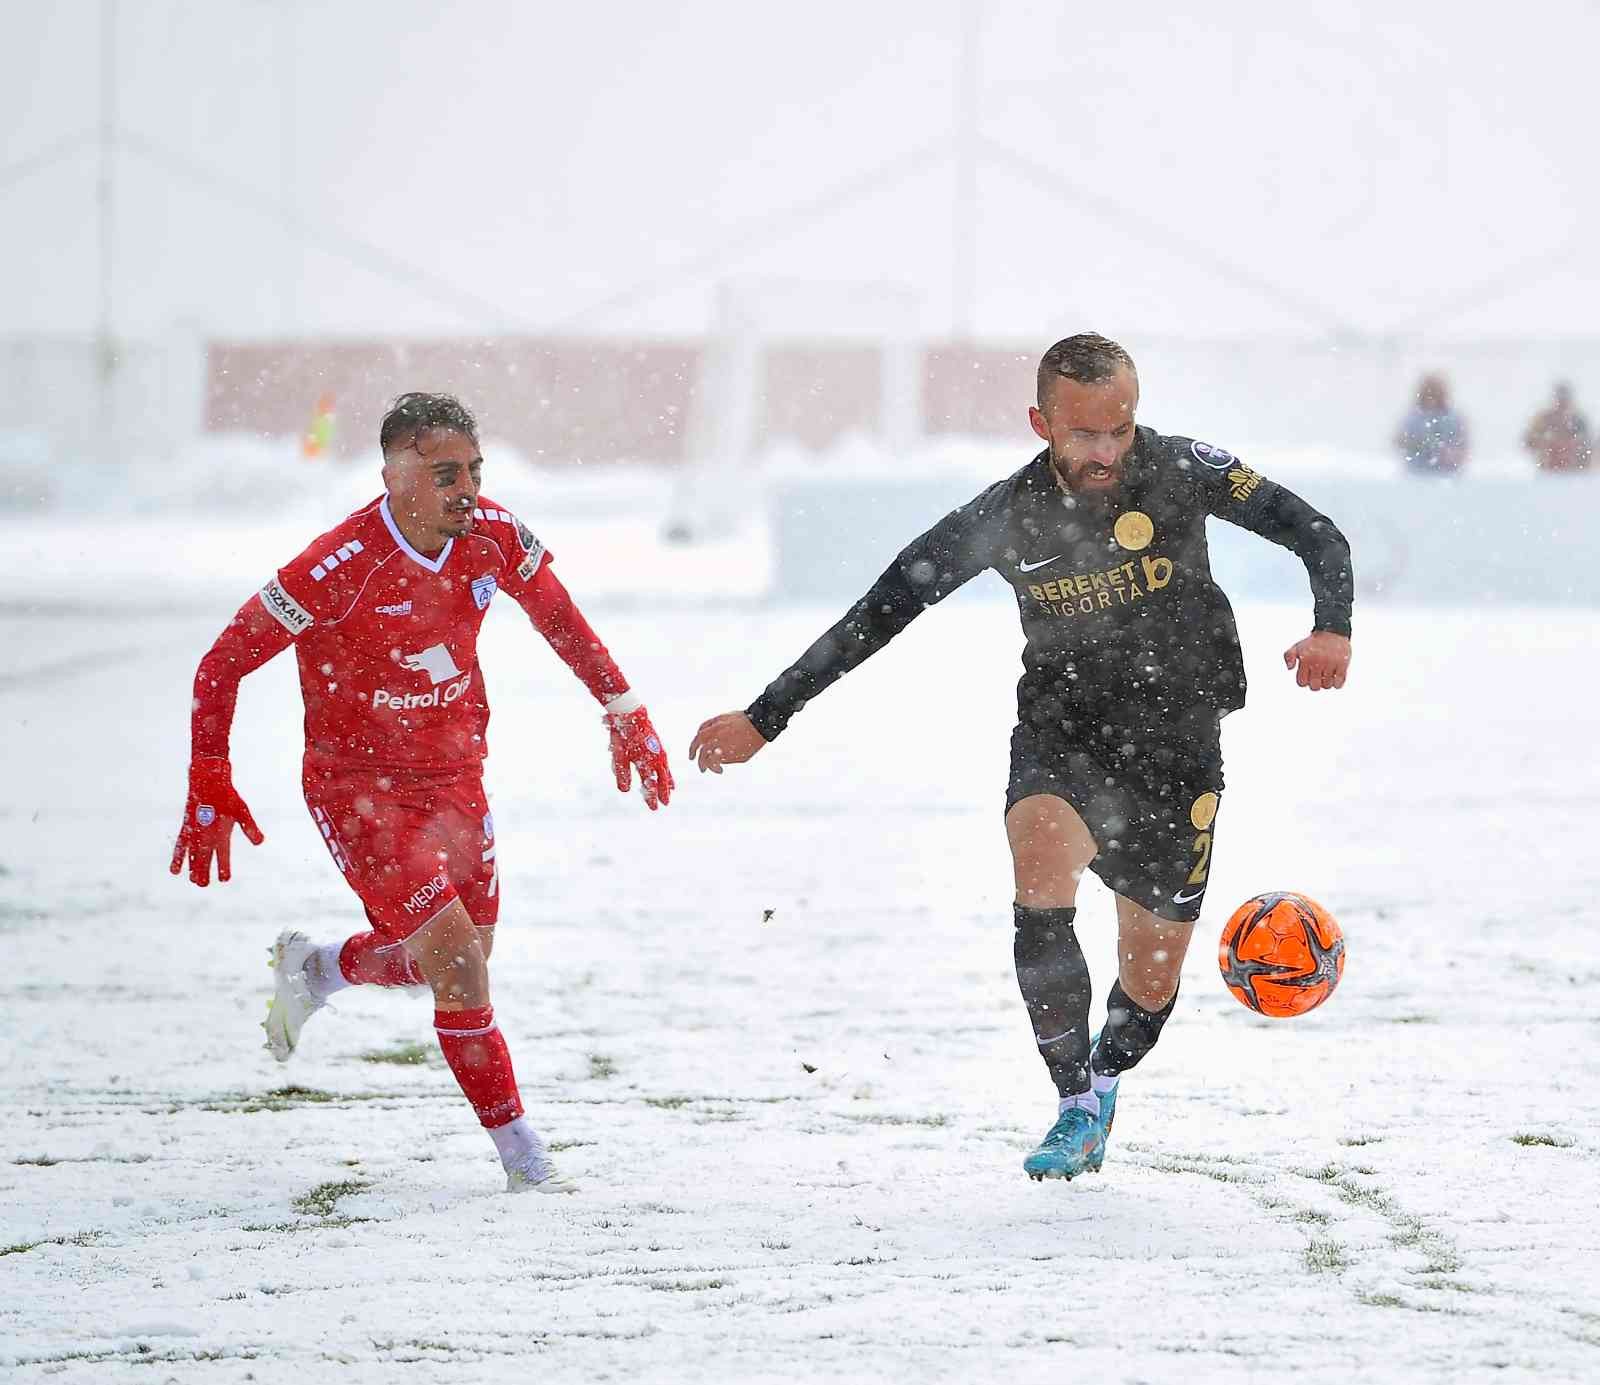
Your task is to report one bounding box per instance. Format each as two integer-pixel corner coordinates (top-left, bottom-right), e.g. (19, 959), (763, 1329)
(768, 469), (1600, 608)
(199, 336), (1600, 466)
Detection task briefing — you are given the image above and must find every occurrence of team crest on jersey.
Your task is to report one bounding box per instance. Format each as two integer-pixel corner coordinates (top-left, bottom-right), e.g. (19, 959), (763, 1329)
(1191, 440), (1236, 470)
(471, 574), (498, 610)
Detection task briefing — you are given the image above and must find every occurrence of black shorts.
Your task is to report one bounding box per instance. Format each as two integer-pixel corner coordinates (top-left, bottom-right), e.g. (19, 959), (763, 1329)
(1005, 711), (1225, 923)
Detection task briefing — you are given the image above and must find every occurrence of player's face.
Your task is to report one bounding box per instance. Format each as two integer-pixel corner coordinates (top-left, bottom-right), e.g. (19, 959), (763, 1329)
(384, 428), (483, 547)
(1029, 368), (1139, 494)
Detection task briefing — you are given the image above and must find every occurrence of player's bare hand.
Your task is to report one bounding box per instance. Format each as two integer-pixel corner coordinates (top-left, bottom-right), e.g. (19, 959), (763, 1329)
(689, 712), (767, 774)
(1283, 631), (1351, 692)
(604, 703), (674, 810)
(170, 757), (264, 887)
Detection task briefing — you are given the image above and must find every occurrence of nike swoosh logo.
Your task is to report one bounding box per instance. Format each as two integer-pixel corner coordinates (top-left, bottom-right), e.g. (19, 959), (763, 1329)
(1018, 555), (1062, 573)
(1171, 885), (1207, 905)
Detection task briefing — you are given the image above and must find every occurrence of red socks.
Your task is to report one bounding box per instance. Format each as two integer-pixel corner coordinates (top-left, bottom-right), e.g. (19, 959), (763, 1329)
(338, 933), (426, 988)
(434, 1006), (524, 1129)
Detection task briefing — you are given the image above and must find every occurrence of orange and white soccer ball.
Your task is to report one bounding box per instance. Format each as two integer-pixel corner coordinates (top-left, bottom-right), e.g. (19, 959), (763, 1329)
(1218, 892), (1345, 1017)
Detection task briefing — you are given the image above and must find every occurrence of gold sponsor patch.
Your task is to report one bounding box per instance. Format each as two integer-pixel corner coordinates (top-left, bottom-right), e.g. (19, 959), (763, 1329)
(1190, 791), (1219, 830)
(1113, 511), (1154, 551)
(1227, 466), (1263, 503)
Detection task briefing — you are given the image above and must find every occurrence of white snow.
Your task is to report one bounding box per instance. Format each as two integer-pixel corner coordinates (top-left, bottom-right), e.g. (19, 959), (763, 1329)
(2, 488), (1598, 1383)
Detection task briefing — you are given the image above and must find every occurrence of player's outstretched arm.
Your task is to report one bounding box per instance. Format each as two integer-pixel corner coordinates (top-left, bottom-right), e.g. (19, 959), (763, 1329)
(172, 598), (292, 885)
(689, 712), (767, 774)
(514, 560), (673, 810)
(1283, 630), (1352, 692)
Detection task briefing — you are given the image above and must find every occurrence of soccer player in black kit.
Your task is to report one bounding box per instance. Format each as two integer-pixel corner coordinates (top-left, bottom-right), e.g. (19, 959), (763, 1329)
(689, 334), (1353, 1181)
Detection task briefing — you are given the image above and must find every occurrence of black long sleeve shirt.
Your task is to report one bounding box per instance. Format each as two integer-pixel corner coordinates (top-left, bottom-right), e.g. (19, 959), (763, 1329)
(747, 427), (1353, 742)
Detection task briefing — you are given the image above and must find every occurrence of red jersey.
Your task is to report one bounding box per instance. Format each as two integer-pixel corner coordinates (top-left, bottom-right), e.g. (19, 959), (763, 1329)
(192, 495), (627, 771)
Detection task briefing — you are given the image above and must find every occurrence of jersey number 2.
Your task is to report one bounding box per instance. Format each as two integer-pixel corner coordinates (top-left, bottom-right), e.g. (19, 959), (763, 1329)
(1187, 832), (1213, 887)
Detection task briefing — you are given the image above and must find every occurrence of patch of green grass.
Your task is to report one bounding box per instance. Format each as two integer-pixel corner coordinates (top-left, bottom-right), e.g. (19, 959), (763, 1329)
(643, 1095), (693, 1110)
(588, 1054), (618, 1080)
(1357, 1291), (1406, 1309)
(372, 1338), (456, 1356)
(359, 1041), (435, 1066)
(645, 1277), (727, 1292)
(243, 1216), (373, 1234)
(1339, 1134), (1384, 1147)
(1146, 1156), (1256, 1185)
(13, 1155), (58, 1166)
(1511, 1132), (1572, 1148)
(1335, 1181), (1388, 1212)
(1389, 1214), (1461, 1274)
(841, 1112), (950, 1128)
(1, 1230), (102, 1256)
(292, 1178), (370, 1220)
(1291, 1208), (1331, 1225)
(1303, 1238), (1351, 1274)
(200, 1086), (403, 1114)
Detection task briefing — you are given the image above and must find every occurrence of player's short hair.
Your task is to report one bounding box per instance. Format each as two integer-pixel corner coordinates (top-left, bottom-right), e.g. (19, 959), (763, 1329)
(1036, 335), (1137, 408)
(379, 392), (479, 459)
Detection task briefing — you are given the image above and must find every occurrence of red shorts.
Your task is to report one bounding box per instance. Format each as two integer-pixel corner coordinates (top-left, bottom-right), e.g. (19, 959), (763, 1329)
(301, 761), (500, 941)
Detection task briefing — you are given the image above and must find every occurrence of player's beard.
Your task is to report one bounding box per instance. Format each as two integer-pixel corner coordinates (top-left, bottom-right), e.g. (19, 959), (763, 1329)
(1051, 447), (1128, 495)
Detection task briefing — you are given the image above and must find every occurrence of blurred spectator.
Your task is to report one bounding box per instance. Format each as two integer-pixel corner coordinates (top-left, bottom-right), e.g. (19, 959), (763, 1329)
(1522, 382), (1592, 474)
(1395, 375), (1468, 476)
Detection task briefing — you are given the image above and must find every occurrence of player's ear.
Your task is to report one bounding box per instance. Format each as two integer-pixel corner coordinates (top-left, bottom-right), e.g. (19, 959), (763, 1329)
(1028, 406), (1050, 443)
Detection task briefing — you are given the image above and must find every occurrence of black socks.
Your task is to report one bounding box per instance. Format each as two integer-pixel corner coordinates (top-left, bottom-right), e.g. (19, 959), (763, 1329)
(1013, 904), (1093, 1097)
(1093, 979), (1178, 1079)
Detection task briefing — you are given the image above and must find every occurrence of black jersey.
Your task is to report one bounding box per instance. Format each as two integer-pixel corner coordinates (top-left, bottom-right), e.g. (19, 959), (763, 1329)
(746, 427), (1352, 741)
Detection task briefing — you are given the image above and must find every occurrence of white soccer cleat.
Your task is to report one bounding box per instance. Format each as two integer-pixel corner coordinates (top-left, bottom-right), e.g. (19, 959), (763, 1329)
(262, 928), (324, 1063)
(505, 1158), (579, 1195)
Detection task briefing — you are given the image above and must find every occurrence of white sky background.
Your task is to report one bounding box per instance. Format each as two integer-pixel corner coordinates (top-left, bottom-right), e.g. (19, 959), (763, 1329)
(3, 0), (1597, 344)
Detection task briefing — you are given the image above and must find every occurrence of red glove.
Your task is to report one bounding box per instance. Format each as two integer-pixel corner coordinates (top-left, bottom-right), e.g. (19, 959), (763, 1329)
(603, 700), (673, 811)
(170, 756), (264, 886)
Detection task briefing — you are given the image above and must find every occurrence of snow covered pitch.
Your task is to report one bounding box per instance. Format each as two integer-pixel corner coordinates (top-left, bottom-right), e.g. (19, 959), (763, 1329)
(2, 518), (1598, 1382)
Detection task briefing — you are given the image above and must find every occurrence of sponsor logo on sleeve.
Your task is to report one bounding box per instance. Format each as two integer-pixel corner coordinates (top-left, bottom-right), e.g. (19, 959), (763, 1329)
(1190, 440), (1236, 470)
(258, 578), (313, 634)
(1226, 466), (1263, 502)
(512, 516), (546, 580)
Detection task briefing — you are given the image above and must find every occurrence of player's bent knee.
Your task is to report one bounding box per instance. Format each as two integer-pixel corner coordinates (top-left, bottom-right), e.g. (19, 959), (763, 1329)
(402, 902), (491, 1006)
(1006, 794), (1096, 908)
(1119, 975), (1179, 1012)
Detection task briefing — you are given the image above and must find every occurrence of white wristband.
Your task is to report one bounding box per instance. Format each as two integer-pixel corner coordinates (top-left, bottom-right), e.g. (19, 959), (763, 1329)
(602, 690), (644, 715)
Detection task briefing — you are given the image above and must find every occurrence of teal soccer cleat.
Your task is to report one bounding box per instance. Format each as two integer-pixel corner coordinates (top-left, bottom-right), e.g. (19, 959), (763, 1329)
(1086, 1031), (1119, 1173)
(1023, 1105), (1104, 1181)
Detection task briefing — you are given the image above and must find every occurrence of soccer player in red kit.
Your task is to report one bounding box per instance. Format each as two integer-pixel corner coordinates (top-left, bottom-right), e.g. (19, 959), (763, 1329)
(170, 393), (672, 1193)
